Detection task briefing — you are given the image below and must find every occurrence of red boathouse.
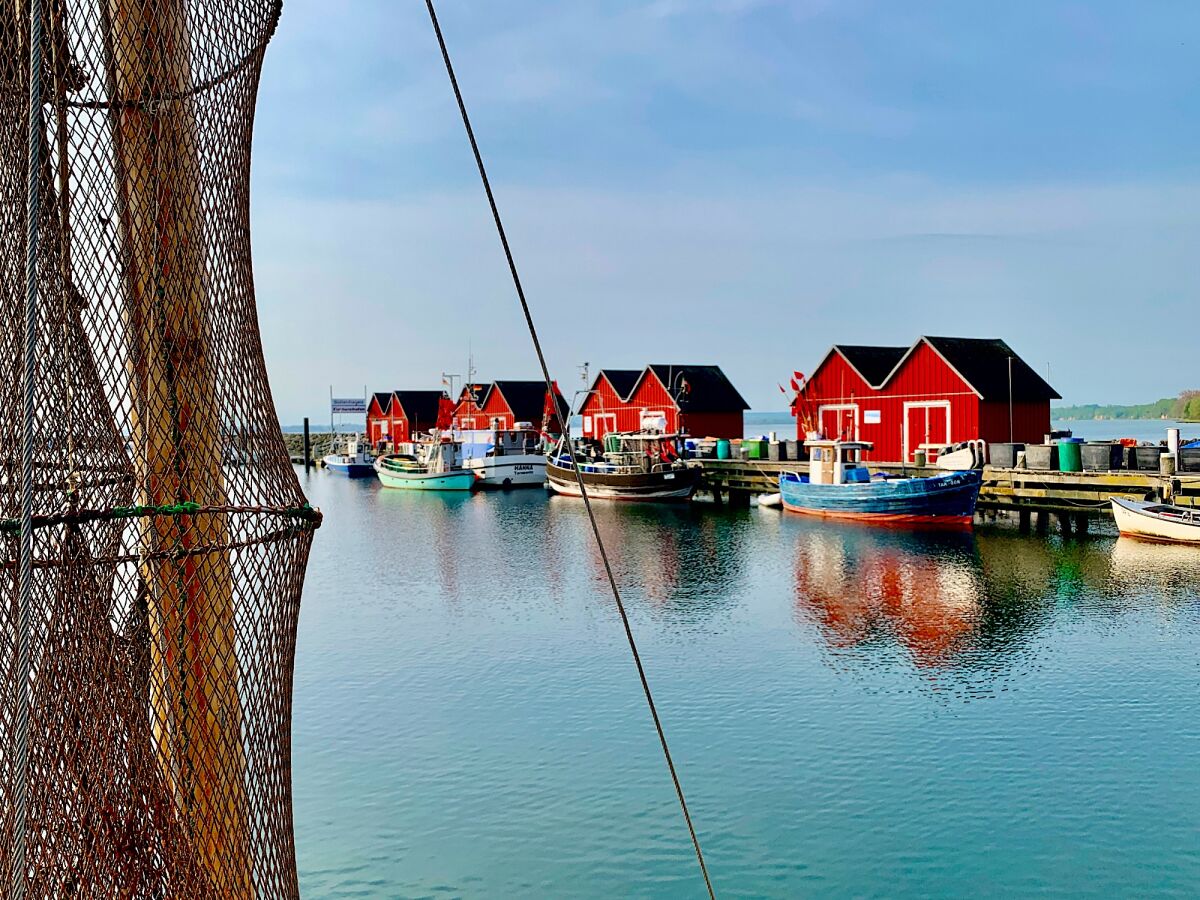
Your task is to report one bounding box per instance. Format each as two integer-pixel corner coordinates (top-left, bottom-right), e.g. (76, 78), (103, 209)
(794, 336), (1059, 462)
(579, 364), (749, 440)
(451, 381), (569, 432)
(366, 390), (445, 445)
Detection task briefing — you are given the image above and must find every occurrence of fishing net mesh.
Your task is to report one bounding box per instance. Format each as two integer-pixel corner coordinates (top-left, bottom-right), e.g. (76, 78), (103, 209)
(0, 0), (317, 895)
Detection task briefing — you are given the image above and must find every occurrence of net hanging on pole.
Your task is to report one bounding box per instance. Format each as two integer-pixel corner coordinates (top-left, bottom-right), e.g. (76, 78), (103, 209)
(0, 0), (317, 895)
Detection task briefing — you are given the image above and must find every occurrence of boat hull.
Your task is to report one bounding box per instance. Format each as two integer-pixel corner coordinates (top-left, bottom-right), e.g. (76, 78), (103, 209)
(545, 460), (698, 502)
(323, 457), (375, 478)
(375, 468), (475, 491)
(466, 455), (547, 489)
(780, 470), (981, 526)
(1111, 498), (1200, 544)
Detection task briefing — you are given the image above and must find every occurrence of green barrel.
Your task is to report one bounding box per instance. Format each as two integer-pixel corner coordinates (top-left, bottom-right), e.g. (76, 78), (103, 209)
(1057, 439), (1082, 472)
(716, 439), (731, 460)
(746, 439), (765, 460)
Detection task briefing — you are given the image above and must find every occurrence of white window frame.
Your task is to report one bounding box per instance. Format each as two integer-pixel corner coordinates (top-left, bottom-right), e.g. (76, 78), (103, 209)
(593, 412), (616, 436)
(902, 400), (952, 460)
(817, 403), (860, 441)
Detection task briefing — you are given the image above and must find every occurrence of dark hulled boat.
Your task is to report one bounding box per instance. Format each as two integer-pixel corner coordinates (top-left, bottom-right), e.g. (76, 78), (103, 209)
(546, 432), (699, 502)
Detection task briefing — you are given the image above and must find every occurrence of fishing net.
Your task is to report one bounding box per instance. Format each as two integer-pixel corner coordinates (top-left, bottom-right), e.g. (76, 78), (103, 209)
(0, 0), (317, 895)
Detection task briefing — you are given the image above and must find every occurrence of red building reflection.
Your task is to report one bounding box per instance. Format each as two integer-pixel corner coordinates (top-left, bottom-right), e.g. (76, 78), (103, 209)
(793, 526), (984, 666)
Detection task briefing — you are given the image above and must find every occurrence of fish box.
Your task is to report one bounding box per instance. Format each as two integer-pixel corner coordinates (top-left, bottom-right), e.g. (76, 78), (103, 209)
(785, 439), (802, 461)
(989, 442), (1023, 468)
(745, 439), (767, 460)
(1180, 447), (1200, 472)
(1024, 444), (1058, 470)
(1133, 446), (1165, 471)
(767, 441), (785, 462)
(1081, 442), (1123, 472)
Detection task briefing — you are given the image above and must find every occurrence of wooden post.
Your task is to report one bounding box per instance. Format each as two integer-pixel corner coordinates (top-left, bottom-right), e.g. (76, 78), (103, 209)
(303, 417), (311, 472)
(1057, 513), (1073, 536)
(1035, 511), (1049, 533)
(1018, 509), (1031, 532)
(105, 0), (249, 888)
(1074, 512), (1089, 535)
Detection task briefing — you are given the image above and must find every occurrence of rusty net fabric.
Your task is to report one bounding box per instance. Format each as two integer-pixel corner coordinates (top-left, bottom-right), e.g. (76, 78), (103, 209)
(0, 0), (317, 895)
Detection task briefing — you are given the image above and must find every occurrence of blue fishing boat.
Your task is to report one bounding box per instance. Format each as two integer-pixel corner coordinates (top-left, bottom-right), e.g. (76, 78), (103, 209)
(780, 440), (981, 527)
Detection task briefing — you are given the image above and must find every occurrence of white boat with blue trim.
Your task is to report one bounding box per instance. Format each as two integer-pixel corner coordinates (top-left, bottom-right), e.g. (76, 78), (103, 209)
(322, 436), (375, 478)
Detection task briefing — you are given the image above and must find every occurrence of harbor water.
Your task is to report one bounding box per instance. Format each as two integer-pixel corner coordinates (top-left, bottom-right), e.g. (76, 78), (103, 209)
(292, 444), (1200, 897)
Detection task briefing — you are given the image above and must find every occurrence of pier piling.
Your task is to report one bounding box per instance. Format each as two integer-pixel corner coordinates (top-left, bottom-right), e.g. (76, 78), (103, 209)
(303, 418), (312, 471)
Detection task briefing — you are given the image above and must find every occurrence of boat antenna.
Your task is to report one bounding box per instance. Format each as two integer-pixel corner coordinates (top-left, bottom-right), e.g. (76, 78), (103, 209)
(423, 4), (716, 896)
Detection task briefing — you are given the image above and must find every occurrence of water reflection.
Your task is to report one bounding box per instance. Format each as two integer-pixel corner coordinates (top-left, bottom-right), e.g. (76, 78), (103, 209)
(564, 499), (753, 625)
(793, 524), (983, 666)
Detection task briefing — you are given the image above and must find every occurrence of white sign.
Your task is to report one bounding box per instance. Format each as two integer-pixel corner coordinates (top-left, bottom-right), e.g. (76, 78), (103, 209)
(331, 397), (367, 414)
(863, 409), (882, 425)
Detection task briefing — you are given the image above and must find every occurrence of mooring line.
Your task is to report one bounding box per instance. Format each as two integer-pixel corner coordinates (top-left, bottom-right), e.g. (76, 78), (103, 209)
(422, 3), (716, 896)
(16, 1), (44, 897)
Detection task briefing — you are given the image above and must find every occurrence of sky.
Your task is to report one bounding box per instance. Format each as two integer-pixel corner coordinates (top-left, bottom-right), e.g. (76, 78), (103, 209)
(249, 0), (1200, 422)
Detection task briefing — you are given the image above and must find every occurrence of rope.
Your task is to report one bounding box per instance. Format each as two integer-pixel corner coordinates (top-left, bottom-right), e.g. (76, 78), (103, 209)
(15, 0), (44, 895)
(423, 4), (716, 896)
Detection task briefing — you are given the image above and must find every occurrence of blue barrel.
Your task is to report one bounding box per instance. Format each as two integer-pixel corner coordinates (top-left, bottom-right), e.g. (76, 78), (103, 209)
(716, 439), (732, 460)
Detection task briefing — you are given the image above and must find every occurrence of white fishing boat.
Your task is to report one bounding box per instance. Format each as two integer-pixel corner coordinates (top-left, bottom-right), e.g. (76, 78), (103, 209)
(1110, 498), (1200, 544)
(459, 426), (546, 488)
(374, 440), (474, 491)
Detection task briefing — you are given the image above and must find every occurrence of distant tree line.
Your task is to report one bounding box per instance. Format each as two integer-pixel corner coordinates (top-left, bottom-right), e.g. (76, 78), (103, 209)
(1053, 390), (1200, 421)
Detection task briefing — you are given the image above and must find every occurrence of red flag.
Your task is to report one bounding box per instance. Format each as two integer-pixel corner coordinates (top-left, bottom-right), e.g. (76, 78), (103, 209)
(436, 395), (454, 431)
(778, 383), (787, 395)
(789, 378), (799, 392)
(793, 371), (804, 382)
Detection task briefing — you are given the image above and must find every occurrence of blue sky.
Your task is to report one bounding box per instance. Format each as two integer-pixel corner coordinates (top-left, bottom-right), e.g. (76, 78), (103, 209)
(250, 1), (1199, 422)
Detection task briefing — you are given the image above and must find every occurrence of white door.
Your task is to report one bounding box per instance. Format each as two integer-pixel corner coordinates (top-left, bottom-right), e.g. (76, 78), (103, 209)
(903, 401), (951, 460)
(817, 403), (859, 441)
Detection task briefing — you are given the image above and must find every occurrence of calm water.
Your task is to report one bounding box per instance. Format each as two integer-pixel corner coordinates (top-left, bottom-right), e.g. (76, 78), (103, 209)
(292, 464), (1200, 898)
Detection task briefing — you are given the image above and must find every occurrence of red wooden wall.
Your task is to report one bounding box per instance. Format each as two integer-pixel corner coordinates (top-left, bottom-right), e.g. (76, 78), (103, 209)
(797, 344), (980, 462)
(580, 372), (743, 439)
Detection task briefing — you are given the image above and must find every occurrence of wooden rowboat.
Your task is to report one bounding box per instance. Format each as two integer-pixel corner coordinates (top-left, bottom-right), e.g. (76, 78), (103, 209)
(1111, 498), (1200, 544)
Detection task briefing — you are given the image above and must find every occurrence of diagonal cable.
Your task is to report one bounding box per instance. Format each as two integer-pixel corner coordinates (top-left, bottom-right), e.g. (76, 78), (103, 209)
(422, 3), (715, 897)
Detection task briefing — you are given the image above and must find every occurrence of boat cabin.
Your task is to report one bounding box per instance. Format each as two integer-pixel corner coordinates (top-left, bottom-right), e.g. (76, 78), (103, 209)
(805, 439), (873, 485)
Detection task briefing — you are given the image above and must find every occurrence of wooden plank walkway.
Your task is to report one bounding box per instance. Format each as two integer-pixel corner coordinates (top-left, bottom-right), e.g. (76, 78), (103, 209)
(691, 459), (1200, 513)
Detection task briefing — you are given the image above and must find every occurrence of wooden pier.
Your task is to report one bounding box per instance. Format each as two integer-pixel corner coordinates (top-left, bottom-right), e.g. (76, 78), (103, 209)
(692, 459), (1200, 517)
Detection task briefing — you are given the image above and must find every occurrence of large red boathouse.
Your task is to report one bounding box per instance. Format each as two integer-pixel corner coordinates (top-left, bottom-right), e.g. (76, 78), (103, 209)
(794, 336), (1059, 462)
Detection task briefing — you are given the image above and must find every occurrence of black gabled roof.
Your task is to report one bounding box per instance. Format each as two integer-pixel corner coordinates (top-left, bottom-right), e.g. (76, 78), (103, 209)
(370, 391), (393, 414)
(491, 381), (569, 425)
(835, 345), (907, 388)
(392, 390), (444, 424)
(920, 336), (1060, 401)
(599, 369), (641, 399)
(645, 364), (749, 413)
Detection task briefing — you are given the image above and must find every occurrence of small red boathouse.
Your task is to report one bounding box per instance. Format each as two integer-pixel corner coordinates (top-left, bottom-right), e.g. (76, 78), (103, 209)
(579, 364), (748, 440)
(793, 336), (1059, 462)
(366, 390), (444, 444)
(451, 381), (569, 432)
